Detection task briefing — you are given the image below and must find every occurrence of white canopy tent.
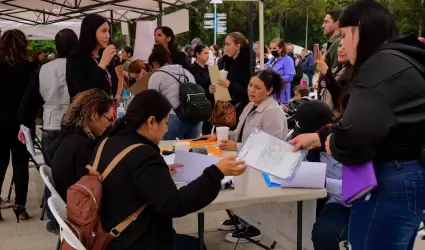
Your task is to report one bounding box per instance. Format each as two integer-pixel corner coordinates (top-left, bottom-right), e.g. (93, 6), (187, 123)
(0, 0), (198, 25)
(0, 20), (81, 40)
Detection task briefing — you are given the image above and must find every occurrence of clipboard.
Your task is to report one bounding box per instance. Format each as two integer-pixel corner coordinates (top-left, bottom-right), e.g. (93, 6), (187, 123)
(208, 65), (231, 101)
(127, 72), (152, 95)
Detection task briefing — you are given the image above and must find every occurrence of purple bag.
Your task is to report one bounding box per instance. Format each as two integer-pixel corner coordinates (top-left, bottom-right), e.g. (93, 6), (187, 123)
(342, 161), (377, 204)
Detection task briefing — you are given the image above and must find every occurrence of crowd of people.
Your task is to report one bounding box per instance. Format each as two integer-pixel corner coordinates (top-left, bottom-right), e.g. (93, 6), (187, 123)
(1, 0), (425, 249)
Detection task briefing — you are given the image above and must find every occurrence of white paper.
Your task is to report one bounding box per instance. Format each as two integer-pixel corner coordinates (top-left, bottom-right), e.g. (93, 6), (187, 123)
(237, 128), (306, 181)
(172, 151), (221, 183)
(162, 154), (175, 165)
(270, 162), (326, 189)
(20, 125), (35, 156)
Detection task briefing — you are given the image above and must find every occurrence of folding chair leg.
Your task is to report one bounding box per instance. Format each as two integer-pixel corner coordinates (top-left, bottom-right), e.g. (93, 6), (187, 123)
(40, 194), (45, 220)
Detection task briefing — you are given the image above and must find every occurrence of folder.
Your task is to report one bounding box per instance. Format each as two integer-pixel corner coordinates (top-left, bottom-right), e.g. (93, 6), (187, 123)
(127, 72), (152, 95)
(342, 161), (377, 204)
(208, 65), (231, 101)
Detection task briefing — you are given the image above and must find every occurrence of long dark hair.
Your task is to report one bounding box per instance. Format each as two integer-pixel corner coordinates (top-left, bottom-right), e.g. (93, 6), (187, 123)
(256, 70), (285, 100)
(77, 14), (109, 55)
(0, 29), (28, 66)
(155, 26), (177, 53)
(339, 0), (397, 77)
(148, 44), (172, 67)
(110, 90), (173, 136)
(55, 28), (78, 58)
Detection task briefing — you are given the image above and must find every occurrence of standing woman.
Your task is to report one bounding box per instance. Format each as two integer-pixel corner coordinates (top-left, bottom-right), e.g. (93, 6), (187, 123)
(292, 1), (425, 249)
(0, 29), (36, 221)
(189, 44), (214, 135)
(154, 26), (188, 69)
(212, 32), (253, 122)
(265, 38), (295, 103)
(66, 13), (123, 103)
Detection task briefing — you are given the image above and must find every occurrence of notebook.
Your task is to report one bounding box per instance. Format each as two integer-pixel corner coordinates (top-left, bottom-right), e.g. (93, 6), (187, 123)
(342, 161), (377, 204)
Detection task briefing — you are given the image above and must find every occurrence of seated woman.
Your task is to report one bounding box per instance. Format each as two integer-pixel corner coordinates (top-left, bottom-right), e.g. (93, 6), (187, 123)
(148, 44), (202, 140)
(48, 89), (114, 201)
(200, 70), (288, 243)
(92, 89), (247, 250)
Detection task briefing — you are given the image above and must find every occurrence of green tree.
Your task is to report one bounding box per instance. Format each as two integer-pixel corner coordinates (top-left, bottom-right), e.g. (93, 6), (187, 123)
(28, 40), (55, 54)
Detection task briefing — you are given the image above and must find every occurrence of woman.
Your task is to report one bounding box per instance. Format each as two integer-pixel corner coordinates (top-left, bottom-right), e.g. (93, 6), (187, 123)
(214, 32), (253, 121)
(202, 70), (287, 243)
(0, 29), (36, 222)
(148, 45), (201, 140)
(265, 38), (295, 103)
(210, 44), (220, 64)
(316, 44), (352, 116)
(48, 89), (114, 201)
(66, 13), (123, 102)
(293, 1), (425, 249)
(154, 26), (188, 69)
(189, 44), (214, 135)
(32, 50), (45, 66)
(254, 41), (269, 71)
(93, 89), (246, 250)
(17, 28), (78, 232)
(128, 60), (148, 87)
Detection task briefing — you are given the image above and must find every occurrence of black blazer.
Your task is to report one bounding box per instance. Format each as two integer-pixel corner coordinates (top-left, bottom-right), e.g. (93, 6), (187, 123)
(94, 132), (223, 250)
(66, 53), (119, 98)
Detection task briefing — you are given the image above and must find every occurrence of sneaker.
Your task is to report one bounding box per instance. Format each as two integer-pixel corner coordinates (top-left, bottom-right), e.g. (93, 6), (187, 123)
(218, 219), (243, 231)
(0, 198), (14, 209)
(225, 226), (262, 243)
(46, 220), (60, 234)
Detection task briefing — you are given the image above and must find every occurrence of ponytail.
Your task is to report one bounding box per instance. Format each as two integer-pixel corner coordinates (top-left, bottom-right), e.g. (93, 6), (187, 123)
(256, 70), (285, 100)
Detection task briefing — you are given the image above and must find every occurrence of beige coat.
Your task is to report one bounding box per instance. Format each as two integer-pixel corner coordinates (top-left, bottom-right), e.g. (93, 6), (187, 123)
(229, 97), (288, 143)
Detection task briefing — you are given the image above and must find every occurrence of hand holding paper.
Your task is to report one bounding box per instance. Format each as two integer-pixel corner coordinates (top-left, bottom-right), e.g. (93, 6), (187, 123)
(20, 125), (35, 156)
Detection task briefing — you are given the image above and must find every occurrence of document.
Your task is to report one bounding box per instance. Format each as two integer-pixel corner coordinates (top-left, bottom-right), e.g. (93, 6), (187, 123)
(127, 72), (152, 95)
(208, 65), (231, 101)
(237, 128), (307, 182)
(20, 125), (35, 156)
(268, 162), (326, 189)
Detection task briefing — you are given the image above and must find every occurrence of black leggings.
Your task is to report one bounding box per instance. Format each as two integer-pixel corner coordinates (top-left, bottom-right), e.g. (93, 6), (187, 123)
(0, 122), (29, 206)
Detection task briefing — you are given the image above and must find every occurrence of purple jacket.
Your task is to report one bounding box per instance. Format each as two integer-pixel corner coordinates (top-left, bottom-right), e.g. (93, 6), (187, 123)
(265, 55), (295, 103)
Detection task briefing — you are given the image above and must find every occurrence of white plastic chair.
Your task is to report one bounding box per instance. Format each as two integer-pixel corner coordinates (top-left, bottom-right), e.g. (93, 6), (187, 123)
(40, 165), (66, 208)
(48, 196), (86, 250)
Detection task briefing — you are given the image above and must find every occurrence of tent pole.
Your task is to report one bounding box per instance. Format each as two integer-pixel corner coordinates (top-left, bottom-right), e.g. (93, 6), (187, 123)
(158, 1), (163, 26)
(110, 10), (114, 39)
(259, 0), (264, 69)
(248, 1), (254, 74)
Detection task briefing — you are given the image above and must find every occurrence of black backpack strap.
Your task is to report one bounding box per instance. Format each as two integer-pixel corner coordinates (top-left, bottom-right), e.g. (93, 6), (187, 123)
(381, 49), (425, 75)
(159, 69), (189, 85)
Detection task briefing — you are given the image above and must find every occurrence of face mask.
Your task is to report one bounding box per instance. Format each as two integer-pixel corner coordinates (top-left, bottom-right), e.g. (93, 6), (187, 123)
(271, 50), (279, 57)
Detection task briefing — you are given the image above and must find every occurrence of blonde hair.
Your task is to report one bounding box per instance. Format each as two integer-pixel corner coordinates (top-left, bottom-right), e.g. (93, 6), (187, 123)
(227, 32), (249, 46)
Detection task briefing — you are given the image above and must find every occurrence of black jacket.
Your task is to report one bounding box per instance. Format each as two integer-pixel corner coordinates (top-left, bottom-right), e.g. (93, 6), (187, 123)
(189, 62), (213, 103)
(0, 60), (36, 123)
(48, 126), (96, 200)
(330, 34), (425, 166)
(66, 53), (119, 98)
(222, 46), (254, 116)
(95, 132), (223, 250)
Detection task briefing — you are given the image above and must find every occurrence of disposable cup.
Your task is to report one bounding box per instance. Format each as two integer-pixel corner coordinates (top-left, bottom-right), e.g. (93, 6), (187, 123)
(173, 141), (190, 152)
(216, 127), (229, 143)
(219, 70), (228, 79)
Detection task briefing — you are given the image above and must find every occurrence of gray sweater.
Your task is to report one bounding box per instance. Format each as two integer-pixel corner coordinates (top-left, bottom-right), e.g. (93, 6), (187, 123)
(148, 65), (197, 114)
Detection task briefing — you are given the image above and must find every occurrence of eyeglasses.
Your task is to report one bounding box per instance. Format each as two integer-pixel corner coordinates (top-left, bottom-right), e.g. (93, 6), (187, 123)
(103, 115), (114, 124)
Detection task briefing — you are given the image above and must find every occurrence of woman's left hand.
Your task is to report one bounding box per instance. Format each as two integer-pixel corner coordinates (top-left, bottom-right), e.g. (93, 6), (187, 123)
(219, 140), (238, 151)
(216, 76), (230, 88)
(325, 134), (332, 156)
(169, 164), (183, 176)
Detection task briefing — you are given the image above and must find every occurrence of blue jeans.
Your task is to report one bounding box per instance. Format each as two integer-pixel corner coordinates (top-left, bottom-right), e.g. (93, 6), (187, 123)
(312, 203), (350, 250)
(307, 73), (314, 87)
(174, 234), (205, 250)
(348, 160), (425, 250)
(42, 130), (61, 228)
(164, 114), (202, 140)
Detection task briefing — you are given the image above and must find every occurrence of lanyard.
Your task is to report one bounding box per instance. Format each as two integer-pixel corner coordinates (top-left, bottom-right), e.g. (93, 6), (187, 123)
(91, 55), (112, 96)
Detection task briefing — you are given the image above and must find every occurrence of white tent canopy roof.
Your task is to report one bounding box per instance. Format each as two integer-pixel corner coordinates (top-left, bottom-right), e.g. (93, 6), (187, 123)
(0, 0), (197, 25)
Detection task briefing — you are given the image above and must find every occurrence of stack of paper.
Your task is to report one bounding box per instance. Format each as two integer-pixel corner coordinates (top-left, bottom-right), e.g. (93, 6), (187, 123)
(20, 125), (35, 156)
(237, 128), (307, 183)
(263, 162), (326, 189)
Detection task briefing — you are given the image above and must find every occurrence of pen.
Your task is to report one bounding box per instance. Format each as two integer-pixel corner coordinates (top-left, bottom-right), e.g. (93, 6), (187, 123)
(211, 125), (215, 135)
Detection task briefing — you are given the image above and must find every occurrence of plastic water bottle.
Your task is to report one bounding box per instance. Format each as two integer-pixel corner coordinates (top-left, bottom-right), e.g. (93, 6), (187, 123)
(117, 102), (125, 119)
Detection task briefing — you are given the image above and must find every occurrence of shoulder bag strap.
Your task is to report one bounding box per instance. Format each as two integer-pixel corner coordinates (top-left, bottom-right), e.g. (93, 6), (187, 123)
(159, 69), (186, 85)
(100, 143), (144, 181)
(381, 49), (425, 75)
(86, 138), (108, 173)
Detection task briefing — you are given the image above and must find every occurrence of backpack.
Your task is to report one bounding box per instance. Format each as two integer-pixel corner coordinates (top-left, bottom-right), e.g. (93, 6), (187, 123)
(62, 139), (147, 250)
(159, 69), (212, 122)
